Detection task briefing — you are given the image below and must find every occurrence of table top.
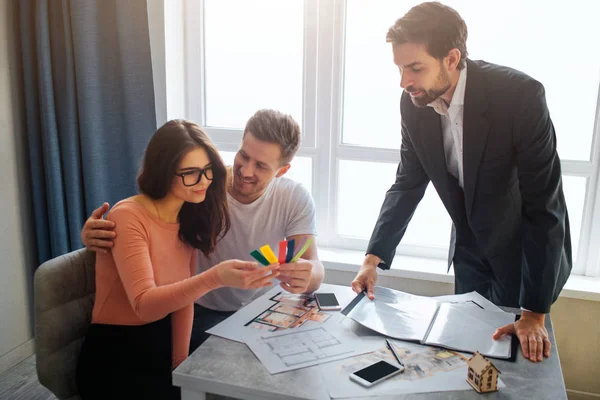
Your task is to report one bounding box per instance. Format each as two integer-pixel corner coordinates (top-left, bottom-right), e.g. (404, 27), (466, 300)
(173, 284), (566, 400)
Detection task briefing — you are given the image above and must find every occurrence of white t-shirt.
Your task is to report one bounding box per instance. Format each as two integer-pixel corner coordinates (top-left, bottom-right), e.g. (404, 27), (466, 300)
(195, 177), (317, 311)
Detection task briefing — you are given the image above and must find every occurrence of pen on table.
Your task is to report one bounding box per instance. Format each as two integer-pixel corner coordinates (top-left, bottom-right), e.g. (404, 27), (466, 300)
(385, 339), (405, 368)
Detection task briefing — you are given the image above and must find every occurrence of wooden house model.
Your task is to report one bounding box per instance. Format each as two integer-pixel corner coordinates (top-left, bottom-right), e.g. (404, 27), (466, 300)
(466, 351), (500, 393)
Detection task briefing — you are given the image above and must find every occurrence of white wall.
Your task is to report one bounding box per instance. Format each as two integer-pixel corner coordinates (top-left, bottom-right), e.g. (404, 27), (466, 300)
(0, 0), (37, 374)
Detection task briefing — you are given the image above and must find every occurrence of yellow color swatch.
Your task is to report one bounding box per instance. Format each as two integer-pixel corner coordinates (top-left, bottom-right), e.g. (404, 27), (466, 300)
(259, 244), (279, 264)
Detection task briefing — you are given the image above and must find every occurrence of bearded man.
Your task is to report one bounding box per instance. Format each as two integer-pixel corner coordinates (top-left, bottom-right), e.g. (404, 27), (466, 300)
(351, 2), (572, 364)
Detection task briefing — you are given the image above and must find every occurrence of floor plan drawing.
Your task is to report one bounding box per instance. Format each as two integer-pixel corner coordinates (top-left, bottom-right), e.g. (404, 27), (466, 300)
(257, 327), (348, 367)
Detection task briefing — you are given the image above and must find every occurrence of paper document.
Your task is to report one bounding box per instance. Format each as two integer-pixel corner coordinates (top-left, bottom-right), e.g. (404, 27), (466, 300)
(244, 324), (381, 374)
(320, 341), (506, 398)
(345, 287), (516, 359)
(207, 287), (345, 343)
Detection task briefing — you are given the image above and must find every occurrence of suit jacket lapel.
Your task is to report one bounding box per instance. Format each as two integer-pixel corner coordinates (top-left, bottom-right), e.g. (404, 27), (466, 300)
(463, 60), (490, 216)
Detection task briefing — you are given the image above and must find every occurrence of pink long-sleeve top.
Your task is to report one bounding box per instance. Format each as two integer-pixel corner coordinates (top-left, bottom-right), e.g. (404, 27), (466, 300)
(91, 199), (223, 368)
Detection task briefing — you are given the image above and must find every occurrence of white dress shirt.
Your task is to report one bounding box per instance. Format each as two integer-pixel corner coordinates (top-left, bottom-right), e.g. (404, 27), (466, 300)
(427, 65), (468, 188)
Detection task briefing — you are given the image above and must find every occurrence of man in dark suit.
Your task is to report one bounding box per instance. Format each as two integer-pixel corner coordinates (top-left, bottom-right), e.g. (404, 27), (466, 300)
(351, 2), (571, 363)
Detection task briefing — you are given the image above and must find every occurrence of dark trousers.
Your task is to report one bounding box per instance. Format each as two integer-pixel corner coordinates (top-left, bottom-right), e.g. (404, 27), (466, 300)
(76, 315), (180, 400)
(445, 173), (521, 309)
(189, 303), (235, 354)
(453, 242), (521, 308)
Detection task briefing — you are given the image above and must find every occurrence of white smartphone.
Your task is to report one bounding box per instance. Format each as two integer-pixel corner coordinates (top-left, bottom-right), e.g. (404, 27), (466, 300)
(349, 360), (404, 387)
(314, 293), (341, 311)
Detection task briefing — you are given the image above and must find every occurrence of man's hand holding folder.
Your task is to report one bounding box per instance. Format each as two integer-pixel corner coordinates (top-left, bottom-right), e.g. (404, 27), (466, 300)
(351, 254), (381, 300)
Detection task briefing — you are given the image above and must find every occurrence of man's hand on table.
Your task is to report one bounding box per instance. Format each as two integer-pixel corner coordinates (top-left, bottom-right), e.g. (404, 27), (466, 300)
(493, 310), (551, 362)
(278, 259), (313, 294)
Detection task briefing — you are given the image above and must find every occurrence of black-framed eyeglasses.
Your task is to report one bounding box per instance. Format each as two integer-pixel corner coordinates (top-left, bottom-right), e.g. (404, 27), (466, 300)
(176, 167), (214, 186)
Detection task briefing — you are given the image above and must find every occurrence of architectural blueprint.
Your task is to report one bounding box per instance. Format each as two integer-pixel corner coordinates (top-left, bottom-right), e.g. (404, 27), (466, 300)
(244, 325), (381, 374)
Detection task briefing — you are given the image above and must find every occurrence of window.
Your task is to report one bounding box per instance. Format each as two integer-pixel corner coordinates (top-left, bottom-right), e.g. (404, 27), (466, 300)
(203, 0), (304, 129)
(182, 0), (600, 276)
(468, 371), (473, 380)
(487, 382), (491, 389)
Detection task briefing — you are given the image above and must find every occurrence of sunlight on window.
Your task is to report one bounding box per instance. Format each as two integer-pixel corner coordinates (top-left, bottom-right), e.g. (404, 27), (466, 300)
(284, 156), (313, 194)
(219, 150), (236, 167)
(337, 160), (451, 250)
(204, 0), (304, 129)
(343, 0), (600, 160)
(198, 1), (595, 267)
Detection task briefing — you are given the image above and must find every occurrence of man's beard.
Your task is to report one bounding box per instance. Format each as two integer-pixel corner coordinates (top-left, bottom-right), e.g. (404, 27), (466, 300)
(406, 66), (451, 107)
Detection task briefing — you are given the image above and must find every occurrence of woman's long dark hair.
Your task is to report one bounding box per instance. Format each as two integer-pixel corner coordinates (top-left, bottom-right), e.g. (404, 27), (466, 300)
(137, 120), (230, 256)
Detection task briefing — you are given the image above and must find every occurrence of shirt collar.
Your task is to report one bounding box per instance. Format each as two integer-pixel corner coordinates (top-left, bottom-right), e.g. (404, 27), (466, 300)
(427, 64), (468, 116)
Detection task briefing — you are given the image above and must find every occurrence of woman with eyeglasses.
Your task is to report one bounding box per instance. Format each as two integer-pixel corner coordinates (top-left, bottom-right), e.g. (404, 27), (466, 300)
(76, 120), (279, 400)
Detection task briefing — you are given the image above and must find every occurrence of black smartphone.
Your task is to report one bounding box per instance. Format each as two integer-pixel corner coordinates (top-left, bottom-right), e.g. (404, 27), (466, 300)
(349, 360), (404, 387)
(314, 293), (341, 311)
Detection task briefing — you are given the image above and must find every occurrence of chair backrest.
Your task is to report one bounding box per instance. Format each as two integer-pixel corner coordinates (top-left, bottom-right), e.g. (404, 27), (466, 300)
(34, 248), (96, 400)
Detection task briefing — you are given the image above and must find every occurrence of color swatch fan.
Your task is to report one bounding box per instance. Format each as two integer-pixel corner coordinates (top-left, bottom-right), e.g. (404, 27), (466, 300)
(250, 238), (313, 265)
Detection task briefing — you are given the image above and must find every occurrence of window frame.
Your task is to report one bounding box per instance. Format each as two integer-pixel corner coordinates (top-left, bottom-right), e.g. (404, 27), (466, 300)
(180, 0), (600, 277)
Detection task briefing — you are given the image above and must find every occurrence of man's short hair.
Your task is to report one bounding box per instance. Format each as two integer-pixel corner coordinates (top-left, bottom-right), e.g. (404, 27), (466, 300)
(243, 109), (301, 165)
(386, 1), (468, 69)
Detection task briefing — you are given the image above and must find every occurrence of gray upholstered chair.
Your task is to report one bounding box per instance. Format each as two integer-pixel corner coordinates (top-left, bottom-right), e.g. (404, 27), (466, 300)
(34, 248), (96, 400)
